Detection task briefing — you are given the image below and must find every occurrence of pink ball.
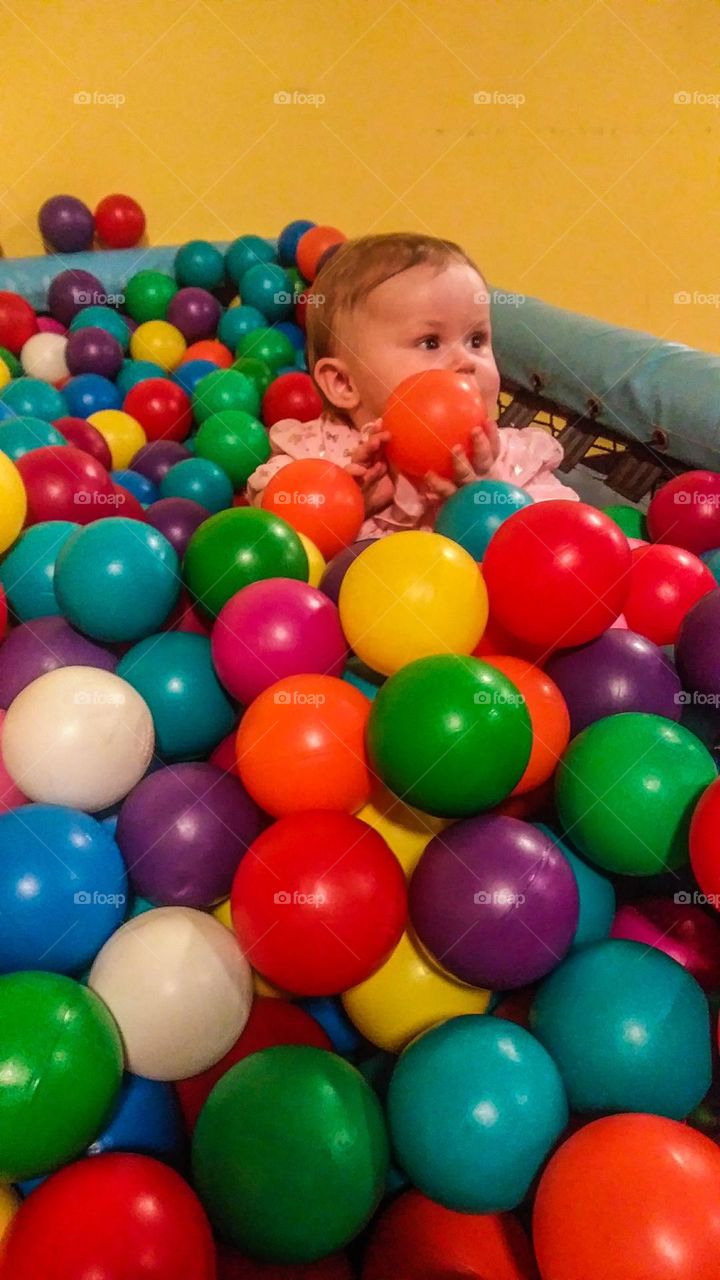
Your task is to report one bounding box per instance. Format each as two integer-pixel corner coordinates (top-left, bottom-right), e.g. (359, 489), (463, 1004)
(609, 612), (628, 630)
(627, 537), (649, 550)
(0, 709), (28, 812)
(37, 317), (67, 336)
(611, 897), (720, 992)
(212, 579), (348, 704)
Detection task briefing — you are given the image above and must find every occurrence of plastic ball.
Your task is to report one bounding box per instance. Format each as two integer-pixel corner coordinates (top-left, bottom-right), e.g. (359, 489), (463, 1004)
(261, 459), (363, 558)
(388, 1015), (567, 1213)
(611, 895), (720, 992)
(89, 907), (252, 1080)
(119, 378), (191, 445)
(0, 614), (116, 709)
(0, 971), (123, 1181)
(298, 532), (325, 586)
(1, 375), (66, 421)
(296, 226), (347, 281)
(435, 478), (533, 558)
(319, 539), (376, 604)
(94, 193), (146, 248)
(690, 775), (720, 905)
(218, 303), (265, 349)
(261, 371), (322, 427)
(231, 354), (273, 398)
(225, 235), (276, 286)
(603, 501), (648, 538)
(339, 532), (487, 676)
(63, 370), (122, 417)
(278, 218), (316, 266)
(117, 359), (167, 397)
(20, 331), (69, 382)
(130, 439), (191, 485)
(483, 500), (631, 647)
(482, 656), (570, 794)
(171, 356), (217, 398)
(160, 456), (233, 512)
(47, 269), (106, 326)
(236, 674), (371, 816)
(194, 367), (261, 423)
(174, 239), (225, 289)
(0, 414), (67, 462)
(236, 326), (295, 374)
(0, 344), (22, 376)
(111, 467), (158, 504)
(647, 470), (720, 554)
(16, 444), (114, 525)
(676, 586), (720, 696)
(69, 305), (131, 350)
(0, 291), (38, 353)
(112, 481), (147, 521)
(184, 507), (308, 618)
(2, 1152), (215, 1280)
(545, 627), (682, 735)
(125, 270), (178, 323)
(623, 543), (715, 645)
(131, 320), (186, 371)
(534, 823), (615, 950)
(556, 712), (716, 875)
(194, 409), (270, 488)
(145, 496), (209, 557)
(355, 782), (445, 879)
(180, 338), (233, 368)
(531, 938), (711, 1117)
(236, 263), (292, 322)
(87, 1072), (185, 1165)
(167, 286), (221, 342)
(231, 810), (406, 994)
(368, 655), (532, 816)
(383, 370), (488, 480)
(66, 325), (123, 379)
(38, 194), (94, 252)
(117, 633), (235, 760)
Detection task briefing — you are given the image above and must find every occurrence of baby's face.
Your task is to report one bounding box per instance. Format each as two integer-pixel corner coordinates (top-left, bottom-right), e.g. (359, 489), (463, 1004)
(335, 261), (500, 422)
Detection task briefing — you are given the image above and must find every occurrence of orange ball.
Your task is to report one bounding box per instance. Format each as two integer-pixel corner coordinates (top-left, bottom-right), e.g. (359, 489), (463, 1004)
(533, 1113), (720, 1280)
(179, 339), (233, 369)
(296, 225), (347, 282)
(261, 459), (364, 559)
(383, 370), (488, 479)
(483, 656), (570, 794)
(235, 674), (372, 816)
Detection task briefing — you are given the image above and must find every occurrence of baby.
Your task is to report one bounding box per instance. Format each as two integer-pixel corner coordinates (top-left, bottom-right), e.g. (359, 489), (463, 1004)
(246, 233), (577, 536)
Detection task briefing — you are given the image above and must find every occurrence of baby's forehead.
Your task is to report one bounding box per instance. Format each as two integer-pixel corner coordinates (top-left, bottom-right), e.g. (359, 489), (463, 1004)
(355, 261), (489, 323)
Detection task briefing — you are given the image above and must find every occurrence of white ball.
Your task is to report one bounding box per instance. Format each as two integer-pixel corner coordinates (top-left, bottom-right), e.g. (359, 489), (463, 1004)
(2, 665), (154, 812)
(88, 907), (253, 1080)
(20, 332), (69, 382)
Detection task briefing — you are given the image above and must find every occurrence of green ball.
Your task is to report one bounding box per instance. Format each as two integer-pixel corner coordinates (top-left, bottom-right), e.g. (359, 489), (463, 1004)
(0, 346), (22, 378)
(286, 266), (308, 297)
(0, 971), (123, 1181)
(225, 235), (275, 287)
(367, 655), (532, 817)
(192, 1046), (389, 1262)
(194, 410), (270, 488)
(69, 306), (130, 351)
(184, 507), (308, 618)
(556, 712), (717, 876)
(231, 356), (273, 399)
(174, 239), (225, 290)
(603, 503), (648, 540)
(236, 327), (295, 375)
(124, 270), (178, 323)
(193, 368), (261, 424)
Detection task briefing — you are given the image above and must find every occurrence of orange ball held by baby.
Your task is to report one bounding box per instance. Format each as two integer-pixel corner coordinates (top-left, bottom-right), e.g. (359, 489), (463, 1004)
(382, 370), (488, 480)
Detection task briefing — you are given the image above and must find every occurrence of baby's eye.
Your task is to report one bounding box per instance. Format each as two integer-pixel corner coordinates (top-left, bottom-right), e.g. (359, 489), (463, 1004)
(469, 331), (489, 348)
(418, 335), (440, 350)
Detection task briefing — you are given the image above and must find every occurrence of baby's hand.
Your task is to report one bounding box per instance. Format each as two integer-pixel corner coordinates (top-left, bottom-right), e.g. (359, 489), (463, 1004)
(424, 421), (501, 503)
(347, 420), (394, 516)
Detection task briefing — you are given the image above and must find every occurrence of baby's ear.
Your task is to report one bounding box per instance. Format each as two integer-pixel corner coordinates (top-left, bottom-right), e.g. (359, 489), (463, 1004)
(313, 355), (360, 413)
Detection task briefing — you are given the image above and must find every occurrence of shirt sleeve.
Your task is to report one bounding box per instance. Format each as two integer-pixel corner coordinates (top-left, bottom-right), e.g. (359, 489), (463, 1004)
(491, 427), (580, 502)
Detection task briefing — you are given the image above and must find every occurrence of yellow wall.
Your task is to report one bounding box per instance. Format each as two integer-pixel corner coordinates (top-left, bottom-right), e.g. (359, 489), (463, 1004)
(1, 1), (719, 350)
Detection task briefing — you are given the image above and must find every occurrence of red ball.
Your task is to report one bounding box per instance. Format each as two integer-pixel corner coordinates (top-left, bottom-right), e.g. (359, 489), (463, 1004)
(261, 459), (364, 559)
(690, 776), (720, 909)
(483, 501), (631, 648)
(176, 997), (332, 1132)
(55, 416), (113, 468)
(94, 193), (146, 249)
(262, 372), (322, 428)
(210, 731), (237, 773)
(0, 290), (38, 353)
(217, 1246), (352, 1279)
(383, 370), (487, 479)
(111, 483), (146, 521)
(0, 1153), (215, 1280)
(123, 378), (192, 442)
(231, 810), (407, 996)
(296, 226), (346, 282)
(623, 543), (715, 645)
(163, 588), (213, 636)
(648, 471), (720, 555)
(16, 445), (113, 525)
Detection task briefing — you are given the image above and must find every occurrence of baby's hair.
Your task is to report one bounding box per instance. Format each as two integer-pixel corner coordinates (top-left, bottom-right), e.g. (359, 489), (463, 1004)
(306, 232), (486, 420)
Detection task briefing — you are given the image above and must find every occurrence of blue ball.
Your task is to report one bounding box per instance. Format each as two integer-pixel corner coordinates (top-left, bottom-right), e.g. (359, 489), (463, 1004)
(388, 1015), (568, 1212)
(701, 548), (720, 583)
(225, 235), (275, 287)
(238, 263), (294, 323)
(0, 415), (67, 462)
(277, 219), (316, 267)
(116, 632), (235, 761)
(218, 305), (266, 352)
(63, 373), (122, 418)
(295, 349), (308, 371)
(530, 938), (712, 1119)
(0, 805), (127, 975)
(171, 358), (217, 399)
(116, 359), (167, 397)
(0, 520), (78, 620)
(435, 479), (534, 561)
(534, 824), (615, 950)
(273, 320), (306, 350)
(300, 997), (362, 1056)
(88, 1072), (186, 1163)
(159, 457), (233, 513)
(55, 518), (180, 643)
(0, 377), (67, 421)
(111, 469), (159, 505)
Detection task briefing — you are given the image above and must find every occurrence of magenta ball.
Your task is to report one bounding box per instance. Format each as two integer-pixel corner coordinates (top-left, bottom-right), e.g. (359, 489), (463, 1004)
(410, 816), (579, 989)
(211, 578), (348, 704)
(0, 616), (117, 709)
(145, 497), (210, 558)
(37, 317), (67, 336)
(116, 762), (264, 907)
(66, 326), (124, 379)
(130, 441), (192, 486)
(39, 195), (94, 253)
(544, 629), (682, 737)
(611, 897), (720, 993)
(47, 270), (107, 326)
(167, 288), (221, 343)
(319, 539), (378, 605)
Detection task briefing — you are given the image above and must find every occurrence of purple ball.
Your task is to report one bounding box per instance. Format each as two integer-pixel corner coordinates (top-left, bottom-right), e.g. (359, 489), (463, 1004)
(410, 815), (579, 989)
(145, 497), (210, 558)
(676, 588), (720, 697)
(66, 326), (124, 379)
(319, 539), (378, 605)
(39, 195), (94, 253)
(130, 440), (192, 486)
(167, 288), (221, 343)
(116, 762), (263, 908)
(0, 616), (117, 709)
(545, 629), (682, 737)
(48, 270), (107, 327)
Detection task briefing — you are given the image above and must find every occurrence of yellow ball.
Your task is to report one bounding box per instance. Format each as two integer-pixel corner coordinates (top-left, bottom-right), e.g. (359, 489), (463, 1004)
(130, 320), (186, 371)
(298, 532), (326, 587)
(212, 897), (233, 930)
(0, 453), (26, 553)
(343, 928), (491, 1052)
(0, 1183), (18, 1241)
(338, 531), (488, 676)
(228, 295), (240, 308)
(88, 409), (147, 470)
(253, 970), (288, 999)
(356, 781), (448, 879)
(0, 357), (11, 390)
